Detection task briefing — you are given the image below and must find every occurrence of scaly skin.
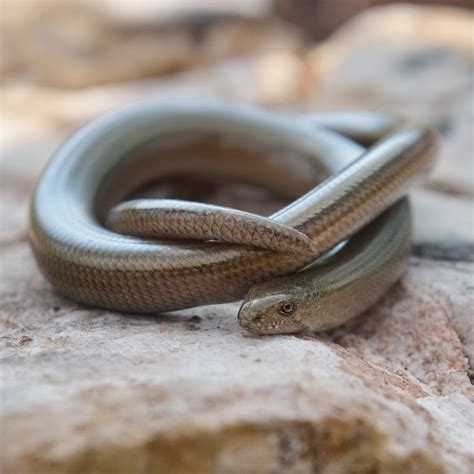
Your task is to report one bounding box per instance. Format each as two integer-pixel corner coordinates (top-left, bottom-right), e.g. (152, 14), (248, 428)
(28, 101), (436, 333)
(238, 199), (411, 334)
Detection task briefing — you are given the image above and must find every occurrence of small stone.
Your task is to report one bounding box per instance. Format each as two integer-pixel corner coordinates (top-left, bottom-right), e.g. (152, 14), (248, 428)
(18, 336), (32, 345)
(188, 315), (202, 323)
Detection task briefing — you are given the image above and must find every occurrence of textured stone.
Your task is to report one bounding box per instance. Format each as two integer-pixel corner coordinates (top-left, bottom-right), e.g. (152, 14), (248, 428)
(1, 4), (473, 474)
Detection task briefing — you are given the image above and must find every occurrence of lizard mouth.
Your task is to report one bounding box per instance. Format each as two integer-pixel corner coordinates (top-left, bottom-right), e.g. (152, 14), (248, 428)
(237, 301), (269, 334)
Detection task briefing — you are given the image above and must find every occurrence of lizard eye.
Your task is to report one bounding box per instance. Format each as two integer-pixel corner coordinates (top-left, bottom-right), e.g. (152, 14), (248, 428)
(279, 302), (296, 316)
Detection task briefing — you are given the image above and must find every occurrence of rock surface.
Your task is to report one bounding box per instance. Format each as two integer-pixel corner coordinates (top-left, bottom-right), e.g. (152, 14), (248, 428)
(1, 4), (473, 473)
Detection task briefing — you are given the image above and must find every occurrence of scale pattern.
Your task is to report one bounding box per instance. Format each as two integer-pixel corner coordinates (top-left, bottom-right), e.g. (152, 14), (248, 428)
(28, 103), (436, 326)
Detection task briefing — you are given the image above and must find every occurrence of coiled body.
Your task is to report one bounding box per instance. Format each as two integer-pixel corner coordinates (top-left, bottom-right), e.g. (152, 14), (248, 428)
(28, 101), (436, 333)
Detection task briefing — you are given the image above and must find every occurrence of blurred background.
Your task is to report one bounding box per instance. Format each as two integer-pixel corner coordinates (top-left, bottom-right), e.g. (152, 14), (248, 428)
(1, 0), (472, 241)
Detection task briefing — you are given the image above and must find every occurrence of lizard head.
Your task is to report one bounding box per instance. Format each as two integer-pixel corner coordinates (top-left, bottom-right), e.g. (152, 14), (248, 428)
(237, 276), (315, 335)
